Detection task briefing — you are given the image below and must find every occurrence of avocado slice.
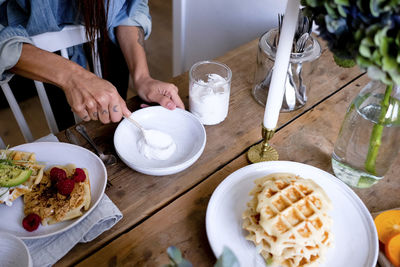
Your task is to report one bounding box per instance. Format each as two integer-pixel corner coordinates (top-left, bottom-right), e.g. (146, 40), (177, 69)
(0, 164), (32, 187)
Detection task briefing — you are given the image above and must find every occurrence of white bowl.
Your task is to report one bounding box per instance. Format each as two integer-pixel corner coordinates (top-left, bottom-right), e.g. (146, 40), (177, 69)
(114, 106), (206, 175)
(0, 232), (32, 267)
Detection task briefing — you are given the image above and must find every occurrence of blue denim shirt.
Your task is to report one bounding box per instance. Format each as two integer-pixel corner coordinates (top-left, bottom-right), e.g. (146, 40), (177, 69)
(0, 0), (152, 83)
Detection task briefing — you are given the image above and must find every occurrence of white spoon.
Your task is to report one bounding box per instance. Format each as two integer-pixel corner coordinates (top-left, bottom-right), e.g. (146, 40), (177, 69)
(123, 116), (147, 137)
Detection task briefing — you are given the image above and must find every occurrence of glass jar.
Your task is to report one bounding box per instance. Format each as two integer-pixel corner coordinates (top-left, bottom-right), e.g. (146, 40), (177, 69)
(332, 80), (400, 188)
(189, 61), (232, 125)
(252, 28), (321, 111)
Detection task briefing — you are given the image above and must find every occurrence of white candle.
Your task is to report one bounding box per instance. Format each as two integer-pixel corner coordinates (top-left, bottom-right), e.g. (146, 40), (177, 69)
(263, 0), (300, 130)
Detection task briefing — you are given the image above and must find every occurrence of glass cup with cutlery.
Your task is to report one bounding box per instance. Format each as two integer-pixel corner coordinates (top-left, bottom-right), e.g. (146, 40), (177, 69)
(252, 25), (321, 111)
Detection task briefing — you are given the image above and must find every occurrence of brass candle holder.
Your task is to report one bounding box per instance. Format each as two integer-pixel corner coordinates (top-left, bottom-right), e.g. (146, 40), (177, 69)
(247, 125), (279, 163)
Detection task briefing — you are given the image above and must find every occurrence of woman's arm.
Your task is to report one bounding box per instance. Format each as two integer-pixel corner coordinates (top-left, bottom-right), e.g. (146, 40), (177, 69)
(116, 25), (184, 109)
(10, 43), (131, 123)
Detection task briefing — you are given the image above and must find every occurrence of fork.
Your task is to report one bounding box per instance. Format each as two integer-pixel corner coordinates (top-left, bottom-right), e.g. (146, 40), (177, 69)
(67, 127), (114, 188)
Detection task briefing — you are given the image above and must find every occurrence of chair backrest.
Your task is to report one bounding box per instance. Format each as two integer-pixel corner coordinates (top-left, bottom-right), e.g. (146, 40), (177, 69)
(172, 0), (286, 76)
(0, 25), (101, 145)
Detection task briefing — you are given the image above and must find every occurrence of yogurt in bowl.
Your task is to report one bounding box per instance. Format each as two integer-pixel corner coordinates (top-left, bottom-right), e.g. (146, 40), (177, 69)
(114, 106), (206, 176)
(137, 129), (177, 161)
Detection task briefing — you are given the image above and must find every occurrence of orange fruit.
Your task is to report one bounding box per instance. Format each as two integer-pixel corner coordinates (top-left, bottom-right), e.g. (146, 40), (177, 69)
(385, 233), (400, 267)
(374, 210), (400, 244)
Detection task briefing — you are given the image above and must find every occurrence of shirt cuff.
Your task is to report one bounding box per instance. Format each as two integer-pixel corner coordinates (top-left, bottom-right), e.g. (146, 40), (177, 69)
(119, 11), (152, 40)
(0, 26), (33, 84)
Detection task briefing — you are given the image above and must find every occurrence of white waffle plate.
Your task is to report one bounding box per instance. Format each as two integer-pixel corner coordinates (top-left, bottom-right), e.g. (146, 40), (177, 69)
(206, 161), (378, 267)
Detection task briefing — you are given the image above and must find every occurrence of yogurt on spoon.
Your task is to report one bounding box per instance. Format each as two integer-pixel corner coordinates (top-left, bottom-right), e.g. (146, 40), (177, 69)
(137, 129), (176, 160)
(124, 116), (176, 161)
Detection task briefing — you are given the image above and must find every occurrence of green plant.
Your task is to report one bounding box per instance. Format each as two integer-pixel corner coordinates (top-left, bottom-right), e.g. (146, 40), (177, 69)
(163, 246), (192, 267)
(301, 0), (400, 86)
(163, 246), (239, 267)
(301, 0), (400, 176)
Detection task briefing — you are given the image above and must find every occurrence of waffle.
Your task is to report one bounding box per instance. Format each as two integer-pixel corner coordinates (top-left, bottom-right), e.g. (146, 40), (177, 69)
(24, 164), (91, 225)
(0, 150), (45, 206)
(243, 173), (333, 267)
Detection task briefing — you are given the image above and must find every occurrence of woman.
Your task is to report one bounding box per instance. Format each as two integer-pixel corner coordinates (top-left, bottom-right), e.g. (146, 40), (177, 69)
(0, 0), (184, 128)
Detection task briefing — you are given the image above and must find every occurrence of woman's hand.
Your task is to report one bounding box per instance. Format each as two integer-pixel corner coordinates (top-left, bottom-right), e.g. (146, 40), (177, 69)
(64, 69), (131, 123)
(11, 44), (131, 124)
(115, 26), (185, 110)
(135, 76), (185, 110)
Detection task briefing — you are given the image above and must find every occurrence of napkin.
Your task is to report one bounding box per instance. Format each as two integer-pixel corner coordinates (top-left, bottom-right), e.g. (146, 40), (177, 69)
(21, 134), (123, 267)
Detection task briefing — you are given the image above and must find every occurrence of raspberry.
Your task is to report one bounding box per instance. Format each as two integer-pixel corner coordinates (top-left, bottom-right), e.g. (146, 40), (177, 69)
(56, 178), (75, 196)
(50, 167), (67, 184)
(73, 168), (86, 183)
(22, 213), (41, 232)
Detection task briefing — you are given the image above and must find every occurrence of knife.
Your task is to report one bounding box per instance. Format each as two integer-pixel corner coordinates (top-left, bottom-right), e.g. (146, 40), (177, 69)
(65, 128), (80, 145)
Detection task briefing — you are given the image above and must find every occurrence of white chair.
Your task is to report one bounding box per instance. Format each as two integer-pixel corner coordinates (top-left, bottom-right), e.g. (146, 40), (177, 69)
(0, 25), (101, 146)
(172, 0), (286, 76)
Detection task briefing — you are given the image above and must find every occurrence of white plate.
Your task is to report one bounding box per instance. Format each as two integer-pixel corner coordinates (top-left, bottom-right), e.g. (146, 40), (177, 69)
(114, 106), (206, 176)
(206, 161), (378, 267)
(0, 142), (107, 239)
(0, 232), (32, 267)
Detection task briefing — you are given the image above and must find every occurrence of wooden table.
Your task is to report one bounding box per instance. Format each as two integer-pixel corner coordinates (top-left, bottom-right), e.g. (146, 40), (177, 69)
(55, 38), (400, 266)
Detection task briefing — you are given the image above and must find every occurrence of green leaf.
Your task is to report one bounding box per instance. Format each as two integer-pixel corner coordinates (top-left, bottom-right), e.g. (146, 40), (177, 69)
(374, 27), (389, 47)
(355, 29), (364, 42)
(370, 0), (381, 17)
(372, 50), (382, 66)
(325, 16), (347, 34)
(177, 259), (193, 267)
(324, 2), (339, 18)
(167, 246), (183, 264)
(359, 44), (372, 58)
(379, 36), (393, 57)
(356, 0), (364, 11)
(166, 247), (193, 267)
(382, 56), (397, 71)
(214, 247), (239, 267)
(305, 0), (319, 7)
(366, 24), (381, 37)
(335, 0), (350, 6)
(337, 5), (347, 17)
(356, 56), (372, 68)
(361, 37), (374, 47)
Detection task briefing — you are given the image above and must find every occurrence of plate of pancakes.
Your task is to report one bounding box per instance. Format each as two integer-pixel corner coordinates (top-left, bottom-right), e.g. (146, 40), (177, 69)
(206, 161), (378, 267)
(0, 142), (107, 239)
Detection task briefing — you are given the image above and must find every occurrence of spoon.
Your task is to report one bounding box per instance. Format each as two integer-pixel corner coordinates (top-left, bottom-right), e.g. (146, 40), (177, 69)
(296, 32), (309, 53)
(75, 125), (117, 166)
(123, 116), (147, 137)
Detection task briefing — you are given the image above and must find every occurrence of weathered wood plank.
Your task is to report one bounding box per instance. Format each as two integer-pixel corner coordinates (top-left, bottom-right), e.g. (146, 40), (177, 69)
(56, 37), (363, 266)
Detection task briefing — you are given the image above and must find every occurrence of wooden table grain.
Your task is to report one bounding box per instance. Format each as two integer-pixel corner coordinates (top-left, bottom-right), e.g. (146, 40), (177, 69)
(54, 37), (397, 266)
